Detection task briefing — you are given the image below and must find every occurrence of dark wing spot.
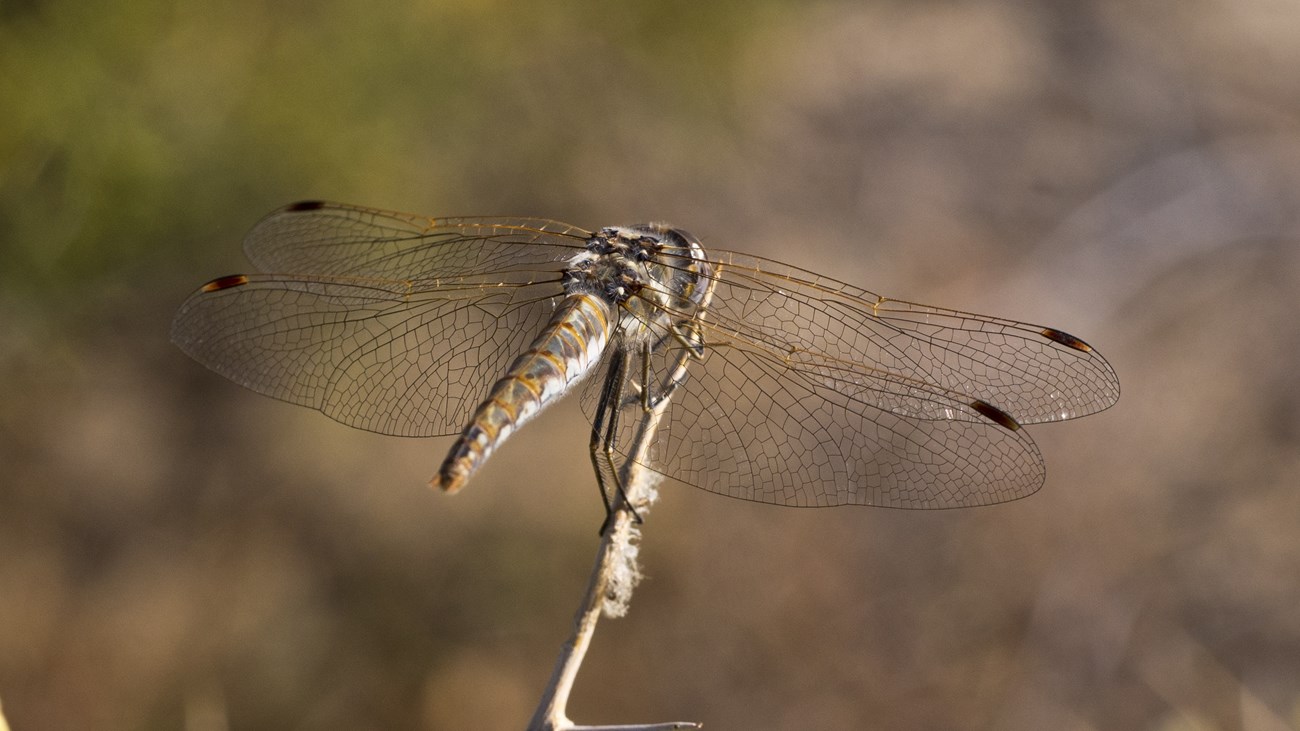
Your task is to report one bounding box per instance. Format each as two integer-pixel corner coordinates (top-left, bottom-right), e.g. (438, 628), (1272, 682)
(285, 200), (326, 212)
(970, 399), (1021, 431)
(1040, 327), (1092, 352)
(200, 274), (250, 293)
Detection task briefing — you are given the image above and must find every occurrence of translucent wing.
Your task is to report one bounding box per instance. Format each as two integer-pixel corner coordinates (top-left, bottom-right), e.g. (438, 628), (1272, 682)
(697, 251), (1120, 425)
(242, 201), (591, 279)
(172, 202), (587, 436)
(589, 250), (1119, 508)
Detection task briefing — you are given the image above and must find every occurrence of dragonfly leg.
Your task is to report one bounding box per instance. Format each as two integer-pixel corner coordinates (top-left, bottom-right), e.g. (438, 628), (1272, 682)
(670, 319), (706, 358)
(602, 364), (645, 528)
(590, 349), (643, 534)
(644, 321), (704, 409)
(640, 342), (652, 413)
(589, 351), (620, 519)
(592, 322), (704, 532)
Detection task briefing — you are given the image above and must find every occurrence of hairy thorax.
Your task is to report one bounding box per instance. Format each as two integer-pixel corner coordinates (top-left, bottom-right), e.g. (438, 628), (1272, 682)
(562, 224), (714, 345)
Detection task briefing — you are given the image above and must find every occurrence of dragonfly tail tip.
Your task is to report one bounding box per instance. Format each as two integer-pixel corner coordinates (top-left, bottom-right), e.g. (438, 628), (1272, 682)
(431, 474), (465, 494)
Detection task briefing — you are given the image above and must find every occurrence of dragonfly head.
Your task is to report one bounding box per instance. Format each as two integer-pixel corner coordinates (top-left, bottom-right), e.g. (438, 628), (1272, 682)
(619, 224), (715, 313)
(570, 225), (712, 306)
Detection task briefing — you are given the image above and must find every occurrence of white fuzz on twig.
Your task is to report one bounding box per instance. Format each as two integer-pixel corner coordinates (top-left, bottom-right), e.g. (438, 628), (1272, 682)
(603, 467), (661, 617)
(602, 520), (642, 618)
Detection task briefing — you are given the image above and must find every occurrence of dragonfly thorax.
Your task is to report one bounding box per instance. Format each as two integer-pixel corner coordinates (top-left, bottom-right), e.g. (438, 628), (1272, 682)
(564, 224), (714, 343)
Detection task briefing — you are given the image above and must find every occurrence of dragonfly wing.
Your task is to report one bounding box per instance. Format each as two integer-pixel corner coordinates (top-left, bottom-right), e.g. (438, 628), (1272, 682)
(586, 324), (1045, 508)
(582, 249), (1118, 508)
(173, 275), (567, 437)
(242, 201), (591, 279)
(173, 204), (584, 436)
(693, 250), (1120, 426)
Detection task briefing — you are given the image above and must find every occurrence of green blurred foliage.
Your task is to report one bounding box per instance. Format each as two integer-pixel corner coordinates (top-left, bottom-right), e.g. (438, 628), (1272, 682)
(0, 0), (772, 303)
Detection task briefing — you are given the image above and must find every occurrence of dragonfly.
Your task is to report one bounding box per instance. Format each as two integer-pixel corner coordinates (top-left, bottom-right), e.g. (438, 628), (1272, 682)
(172, 201), (1119, 513)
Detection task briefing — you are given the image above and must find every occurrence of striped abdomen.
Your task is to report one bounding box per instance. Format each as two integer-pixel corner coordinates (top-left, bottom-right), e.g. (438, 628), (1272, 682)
(434, 293), (614, 493)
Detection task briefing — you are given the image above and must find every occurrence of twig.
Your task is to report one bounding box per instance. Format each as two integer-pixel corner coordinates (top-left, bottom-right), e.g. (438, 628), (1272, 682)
(526, 501), (697, 731)
(527, 355), (702, 731)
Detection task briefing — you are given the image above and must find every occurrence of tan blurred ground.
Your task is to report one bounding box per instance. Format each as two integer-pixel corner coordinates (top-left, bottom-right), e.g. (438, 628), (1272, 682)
(2, 1), (1299, 729)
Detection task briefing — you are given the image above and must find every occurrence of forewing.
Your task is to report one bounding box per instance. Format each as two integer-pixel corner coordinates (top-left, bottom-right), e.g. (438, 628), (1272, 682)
(694, 251), (1120, 426)
(172, 205), (583, 436)
(243, 201), (590, 279)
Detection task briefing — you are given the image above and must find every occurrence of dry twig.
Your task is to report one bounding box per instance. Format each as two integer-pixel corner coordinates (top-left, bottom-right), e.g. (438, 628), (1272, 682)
(527, 363), (701, 731)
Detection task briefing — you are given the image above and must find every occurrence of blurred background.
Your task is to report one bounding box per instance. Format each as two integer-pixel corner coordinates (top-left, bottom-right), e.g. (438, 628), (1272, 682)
(3, 0), (1299, 728)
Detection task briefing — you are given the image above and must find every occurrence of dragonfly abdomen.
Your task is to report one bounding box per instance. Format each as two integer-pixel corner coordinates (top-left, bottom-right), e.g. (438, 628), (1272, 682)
(434, 293), (615, 493)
